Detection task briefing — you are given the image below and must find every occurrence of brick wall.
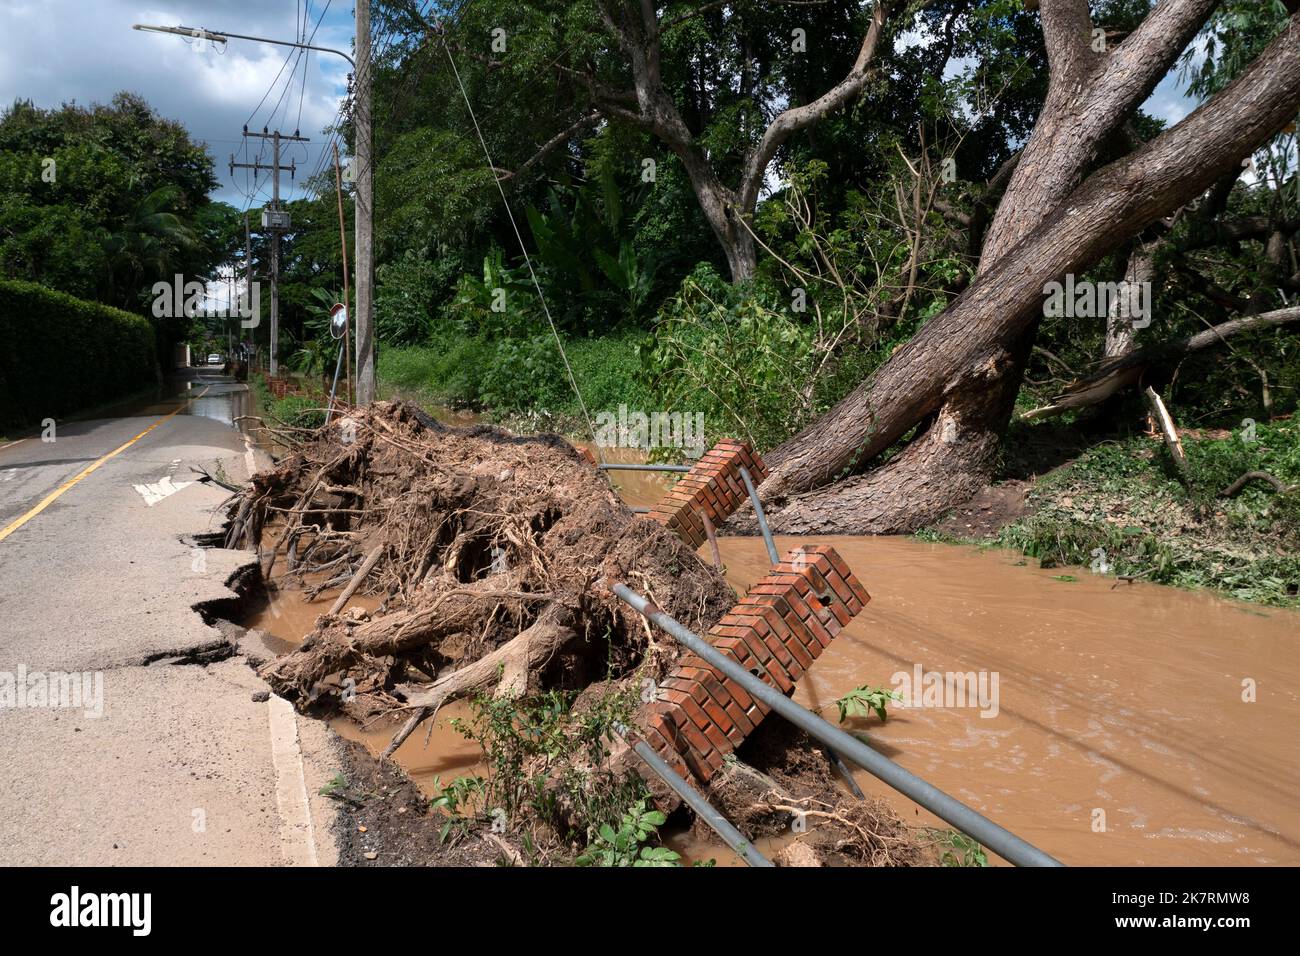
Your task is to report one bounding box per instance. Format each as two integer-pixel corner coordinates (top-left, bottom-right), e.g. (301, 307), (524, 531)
(637, 545), (870, 784)
(644, 439), (768, 549)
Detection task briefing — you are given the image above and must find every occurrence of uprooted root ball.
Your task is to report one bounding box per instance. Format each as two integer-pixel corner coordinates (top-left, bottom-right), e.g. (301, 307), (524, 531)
(227, 401), (735, 719)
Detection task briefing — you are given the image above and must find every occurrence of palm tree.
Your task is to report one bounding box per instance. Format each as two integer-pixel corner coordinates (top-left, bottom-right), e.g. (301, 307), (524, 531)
(105, 185), (200, 307)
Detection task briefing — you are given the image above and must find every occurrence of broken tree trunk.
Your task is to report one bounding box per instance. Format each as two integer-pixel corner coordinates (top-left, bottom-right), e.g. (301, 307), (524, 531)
(752, 11), (1300, 534)
(1143, 386), (1191, 484)
(384, 618), (578, 756)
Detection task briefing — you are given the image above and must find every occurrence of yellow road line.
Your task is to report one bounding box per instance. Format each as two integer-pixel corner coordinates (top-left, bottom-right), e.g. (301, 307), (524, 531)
(0, 389), (209, 543)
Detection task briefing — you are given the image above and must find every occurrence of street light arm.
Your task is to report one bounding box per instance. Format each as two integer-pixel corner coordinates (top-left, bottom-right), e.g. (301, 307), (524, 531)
(132, 24), (355, 68)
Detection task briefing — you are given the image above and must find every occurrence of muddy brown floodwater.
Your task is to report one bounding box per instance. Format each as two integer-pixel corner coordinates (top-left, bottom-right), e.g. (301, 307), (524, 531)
(235, 411), (1298, 867)
(715, 535), (1300, 867)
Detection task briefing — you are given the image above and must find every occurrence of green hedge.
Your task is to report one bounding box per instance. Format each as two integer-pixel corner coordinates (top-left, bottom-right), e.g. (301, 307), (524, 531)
(0, 279), (157, 430)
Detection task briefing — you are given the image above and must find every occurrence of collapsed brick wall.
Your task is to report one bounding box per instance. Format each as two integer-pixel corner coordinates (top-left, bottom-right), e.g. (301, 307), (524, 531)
(644, 439), (768, 549)
(638, 546), (870, 784)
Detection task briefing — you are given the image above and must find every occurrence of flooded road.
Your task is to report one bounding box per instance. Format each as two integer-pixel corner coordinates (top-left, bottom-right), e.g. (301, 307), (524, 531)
(223, 395), (1299, 866)
(716, 536), (1300, 866)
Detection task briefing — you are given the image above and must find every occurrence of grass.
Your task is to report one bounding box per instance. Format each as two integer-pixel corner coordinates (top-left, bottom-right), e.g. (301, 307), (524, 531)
(993, 420), (1300, 607)
(250, 373), (329, 430)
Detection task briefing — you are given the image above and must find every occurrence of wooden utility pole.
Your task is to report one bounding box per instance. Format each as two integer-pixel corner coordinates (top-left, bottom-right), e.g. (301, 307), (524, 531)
(355, 0), (375, 404)
(231, 127), (309, 379)
(332, 141), (353, 406)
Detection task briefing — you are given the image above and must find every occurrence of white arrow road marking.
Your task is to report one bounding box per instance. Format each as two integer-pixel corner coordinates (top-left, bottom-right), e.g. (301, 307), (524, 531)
(133, 474), (194, 507)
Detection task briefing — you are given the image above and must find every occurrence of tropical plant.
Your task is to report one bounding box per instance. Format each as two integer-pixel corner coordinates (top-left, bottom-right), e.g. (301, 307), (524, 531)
(575, 799), (680, 867)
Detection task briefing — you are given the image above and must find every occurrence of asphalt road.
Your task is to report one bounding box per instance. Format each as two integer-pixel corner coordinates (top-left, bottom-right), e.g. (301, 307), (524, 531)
(0, 371), (340, 865)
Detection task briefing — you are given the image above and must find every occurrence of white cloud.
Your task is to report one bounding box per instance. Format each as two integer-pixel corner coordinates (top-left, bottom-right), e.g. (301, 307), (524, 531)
(0, 0), (353, 207)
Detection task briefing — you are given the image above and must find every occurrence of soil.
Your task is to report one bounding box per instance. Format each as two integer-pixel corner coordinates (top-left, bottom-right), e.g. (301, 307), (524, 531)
(927, 480), (1033, 539)
(330, 737), (520, 867)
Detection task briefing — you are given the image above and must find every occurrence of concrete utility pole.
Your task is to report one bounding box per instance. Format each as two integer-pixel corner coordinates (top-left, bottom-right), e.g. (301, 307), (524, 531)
(244, 213), (253, 361)
(135, 20), (374, 397)
(231, 128), (309, 378)
(355, 0), (376, 404)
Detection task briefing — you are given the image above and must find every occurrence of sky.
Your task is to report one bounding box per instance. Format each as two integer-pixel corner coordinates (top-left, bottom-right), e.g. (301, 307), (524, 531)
(0, 0), (1206, 214)
(0, 0), (356, 210)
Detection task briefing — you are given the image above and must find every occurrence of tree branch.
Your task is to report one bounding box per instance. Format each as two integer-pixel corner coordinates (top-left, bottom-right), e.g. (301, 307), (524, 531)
(496, 112), (602, 182)
(737, 0), (895, 215)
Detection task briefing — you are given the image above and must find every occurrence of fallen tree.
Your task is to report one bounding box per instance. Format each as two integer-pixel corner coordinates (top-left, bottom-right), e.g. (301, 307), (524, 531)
(751, 3), (1300, 533)
(232, 401), (736, 718)
(226, 401), (930, 864)
(1020, 306), (1300, 421)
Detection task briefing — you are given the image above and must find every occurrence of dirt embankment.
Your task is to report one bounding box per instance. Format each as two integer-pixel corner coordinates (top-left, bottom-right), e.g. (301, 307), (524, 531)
(224, 401), (931, 866)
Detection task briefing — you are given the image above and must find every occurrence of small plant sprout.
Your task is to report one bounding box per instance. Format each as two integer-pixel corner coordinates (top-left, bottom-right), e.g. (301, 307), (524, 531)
(835, 684), (901, 723)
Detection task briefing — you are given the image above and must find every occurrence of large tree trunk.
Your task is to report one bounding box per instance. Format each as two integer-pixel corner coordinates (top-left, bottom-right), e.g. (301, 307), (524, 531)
(754, 6), (1300, 534)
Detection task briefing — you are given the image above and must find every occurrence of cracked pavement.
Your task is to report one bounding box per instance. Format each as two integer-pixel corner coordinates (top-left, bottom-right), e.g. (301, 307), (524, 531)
(0, 371), (341, 865)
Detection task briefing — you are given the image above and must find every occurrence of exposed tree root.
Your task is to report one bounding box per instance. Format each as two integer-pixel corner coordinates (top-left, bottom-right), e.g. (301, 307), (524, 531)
(227, 400), (735, 719)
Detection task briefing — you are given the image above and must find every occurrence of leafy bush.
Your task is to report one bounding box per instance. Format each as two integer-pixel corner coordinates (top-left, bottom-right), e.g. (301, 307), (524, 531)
(575, 799), (680, 867)
(376, 252), (450, 346)
(642, 263), (824, 449)
(478, 334), (567, 413)
(450, 687), (652, 860)
(0, 278), (156, 429)
(996, 423), (1300, 606)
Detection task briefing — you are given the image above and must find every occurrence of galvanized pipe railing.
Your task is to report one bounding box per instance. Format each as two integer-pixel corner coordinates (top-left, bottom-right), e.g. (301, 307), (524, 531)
(614, 583), (1064, 868)
(617, 727), (773, 867)
(738, 465), (779, 566)
(598, 463), (692, 473)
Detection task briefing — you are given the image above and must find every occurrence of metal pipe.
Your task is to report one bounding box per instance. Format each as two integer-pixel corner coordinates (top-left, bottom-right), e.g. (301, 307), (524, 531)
(613, 584), (1064, 868)
(629, 506), (651, 514)
(828, 748), (865, 799)
(622, 732), (773, 867)
(699, 510), (724, 569)
(598, 463), (692, 473)
(324, 339), (345, 425)
(738, 466), (779, 566)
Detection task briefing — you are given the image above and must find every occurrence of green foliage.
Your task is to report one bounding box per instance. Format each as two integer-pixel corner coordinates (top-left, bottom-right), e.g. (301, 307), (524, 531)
(287, 287), (343, 379)
(642, 263), (840, 449)
(524, 166), (658, 329)
(251, 374), (327, 431)
(478, 334), (567, 413)
(451, 684), (656, 860)
(0, 93), (225, 315)
(377, 332), (493, 409)
(928, 829), (990, 868)
(835, 685), (902, 724)
(575, 799), (680, 867)
(0, 279), (156, 429)
(998, 422), (1300, 606)
(376, 252), (445, 346)
(429, 774), (487, 843)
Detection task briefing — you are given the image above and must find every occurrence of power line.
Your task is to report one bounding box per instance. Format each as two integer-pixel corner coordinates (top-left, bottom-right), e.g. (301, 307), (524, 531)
(437, 31), (602, 458)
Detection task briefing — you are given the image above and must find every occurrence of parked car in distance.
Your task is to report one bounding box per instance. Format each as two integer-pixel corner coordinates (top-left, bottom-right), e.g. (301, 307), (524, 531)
(206, 353), (221, 366)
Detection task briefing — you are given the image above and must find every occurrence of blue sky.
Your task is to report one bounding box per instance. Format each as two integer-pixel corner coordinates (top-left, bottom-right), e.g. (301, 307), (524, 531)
(0, 0), (356, 210)
(1, 0), (1201, 214)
